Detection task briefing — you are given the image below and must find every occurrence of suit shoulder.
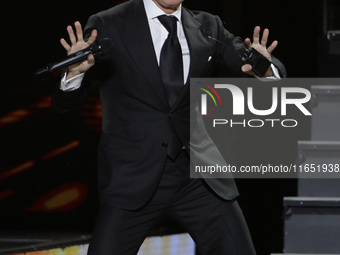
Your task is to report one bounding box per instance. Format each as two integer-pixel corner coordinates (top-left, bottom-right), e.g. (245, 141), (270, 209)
(183, 8), (220, 23)
(93, 1), (131, 19)
(182, 8), (225, 33)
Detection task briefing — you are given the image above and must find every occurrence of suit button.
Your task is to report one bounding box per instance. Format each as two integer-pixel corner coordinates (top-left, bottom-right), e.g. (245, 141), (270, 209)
(168, 113), (173, 118)
(162, 142), (168, 148)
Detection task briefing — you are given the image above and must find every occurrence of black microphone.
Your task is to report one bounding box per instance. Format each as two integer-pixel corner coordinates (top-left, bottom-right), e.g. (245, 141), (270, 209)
(35, 38), (113, 77)
(207, 35), (271, 77)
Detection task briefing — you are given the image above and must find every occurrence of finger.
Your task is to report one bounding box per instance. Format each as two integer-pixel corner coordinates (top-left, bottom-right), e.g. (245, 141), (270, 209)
(253, 26), (260, 44)
(67, 25), (77, 45)
(261, 28), (269, 47)
(242, 64), (253, 72)
(88, 54), (95, 65)
(267, 40), (278, 54)
(244, 38), (252, 47)
(60, 38), (71, 52)
(74, 21), (84, 42)
(86, 29), (98, 45)
(241, 64), (255, 76)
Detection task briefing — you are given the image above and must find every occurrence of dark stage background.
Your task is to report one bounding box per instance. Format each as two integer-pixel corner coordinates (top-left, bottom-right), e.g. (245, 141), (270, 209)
(0, 0), (334, 254)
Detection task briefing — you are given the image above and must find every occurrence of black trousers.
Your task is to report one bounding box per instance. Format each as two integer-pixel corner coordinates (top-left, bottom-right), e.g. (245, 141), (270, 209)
(88, 152), (256, 255)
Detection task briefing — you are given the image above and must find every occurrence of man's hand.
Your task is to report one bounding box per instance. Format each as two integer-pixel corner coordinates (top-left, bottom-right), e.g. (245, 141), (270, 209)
(242, 26), (278, 77)
(60, 21), (97, 80)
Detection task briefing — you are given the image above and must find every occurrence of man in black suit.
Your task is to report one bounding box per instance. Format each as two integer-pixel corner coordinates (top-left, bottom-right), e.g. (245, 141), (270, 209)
(52, 0), (285, 254)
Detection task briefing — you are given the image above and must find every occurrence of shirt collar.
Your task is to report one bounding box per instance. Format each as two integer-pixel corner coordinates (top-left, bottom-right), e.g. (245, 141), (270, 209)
(143, 0), (182, 22)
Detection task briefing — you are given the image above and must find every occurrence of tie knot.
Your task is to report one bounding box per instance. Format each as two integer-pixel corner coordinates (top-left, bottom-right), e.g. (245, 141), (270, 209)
(158, 15), (178, 35)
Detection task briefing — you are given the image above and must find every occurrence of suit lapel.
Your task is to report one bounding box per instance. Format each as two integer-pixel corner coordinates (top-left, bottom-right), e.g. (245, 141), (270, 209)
(174, 8), (214, 109)
(182, 8), (213, 79)
(115, 0), (168, 109)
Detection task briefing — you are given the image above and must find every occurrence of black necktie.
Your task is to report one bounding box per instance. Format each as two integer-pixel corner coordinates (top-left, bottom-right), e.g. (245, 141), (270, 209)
(158, 15), (184, 160)
(158, 15), (184, 108)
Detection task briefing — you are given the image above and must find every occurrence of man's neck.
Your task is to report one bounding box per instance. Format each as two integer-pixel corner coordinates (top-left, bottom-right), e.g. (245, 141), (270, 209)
(152, 0), (180, 14)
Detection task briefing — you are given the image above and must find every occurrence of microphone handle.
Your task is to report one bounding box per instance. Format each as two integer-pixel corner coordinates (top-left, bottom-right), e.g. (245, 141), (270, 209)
(49, 49), (92, 72)
(34, 38), (113, 78)
(34, 49), (92, 77)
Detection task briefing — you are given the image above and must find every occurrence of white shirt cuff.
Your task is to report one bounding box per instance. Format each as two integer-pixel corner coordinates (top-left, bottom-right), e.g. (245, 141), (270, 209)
(60, 72), (85, 91)
(270, 63), (281, 79)
(257, 63), (281, 81)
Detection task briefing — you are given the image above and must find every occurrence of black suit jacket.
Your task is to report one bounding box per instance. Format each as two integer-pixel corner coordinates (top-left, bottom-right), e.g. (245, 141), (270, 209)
(52, 0), (286, 210)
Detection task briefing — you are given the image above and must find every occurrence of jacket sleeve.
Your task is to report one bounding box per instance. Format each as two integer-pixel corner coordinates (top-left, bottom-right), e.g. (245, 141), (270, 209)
(51, 14), (111, 113)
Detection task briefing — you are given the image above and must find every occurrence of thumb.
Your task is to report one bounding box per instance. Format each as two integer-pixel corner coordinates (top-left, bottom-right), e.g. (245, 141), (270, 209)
(88, 54), (95, 65)
(242, 64), (252, 72)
